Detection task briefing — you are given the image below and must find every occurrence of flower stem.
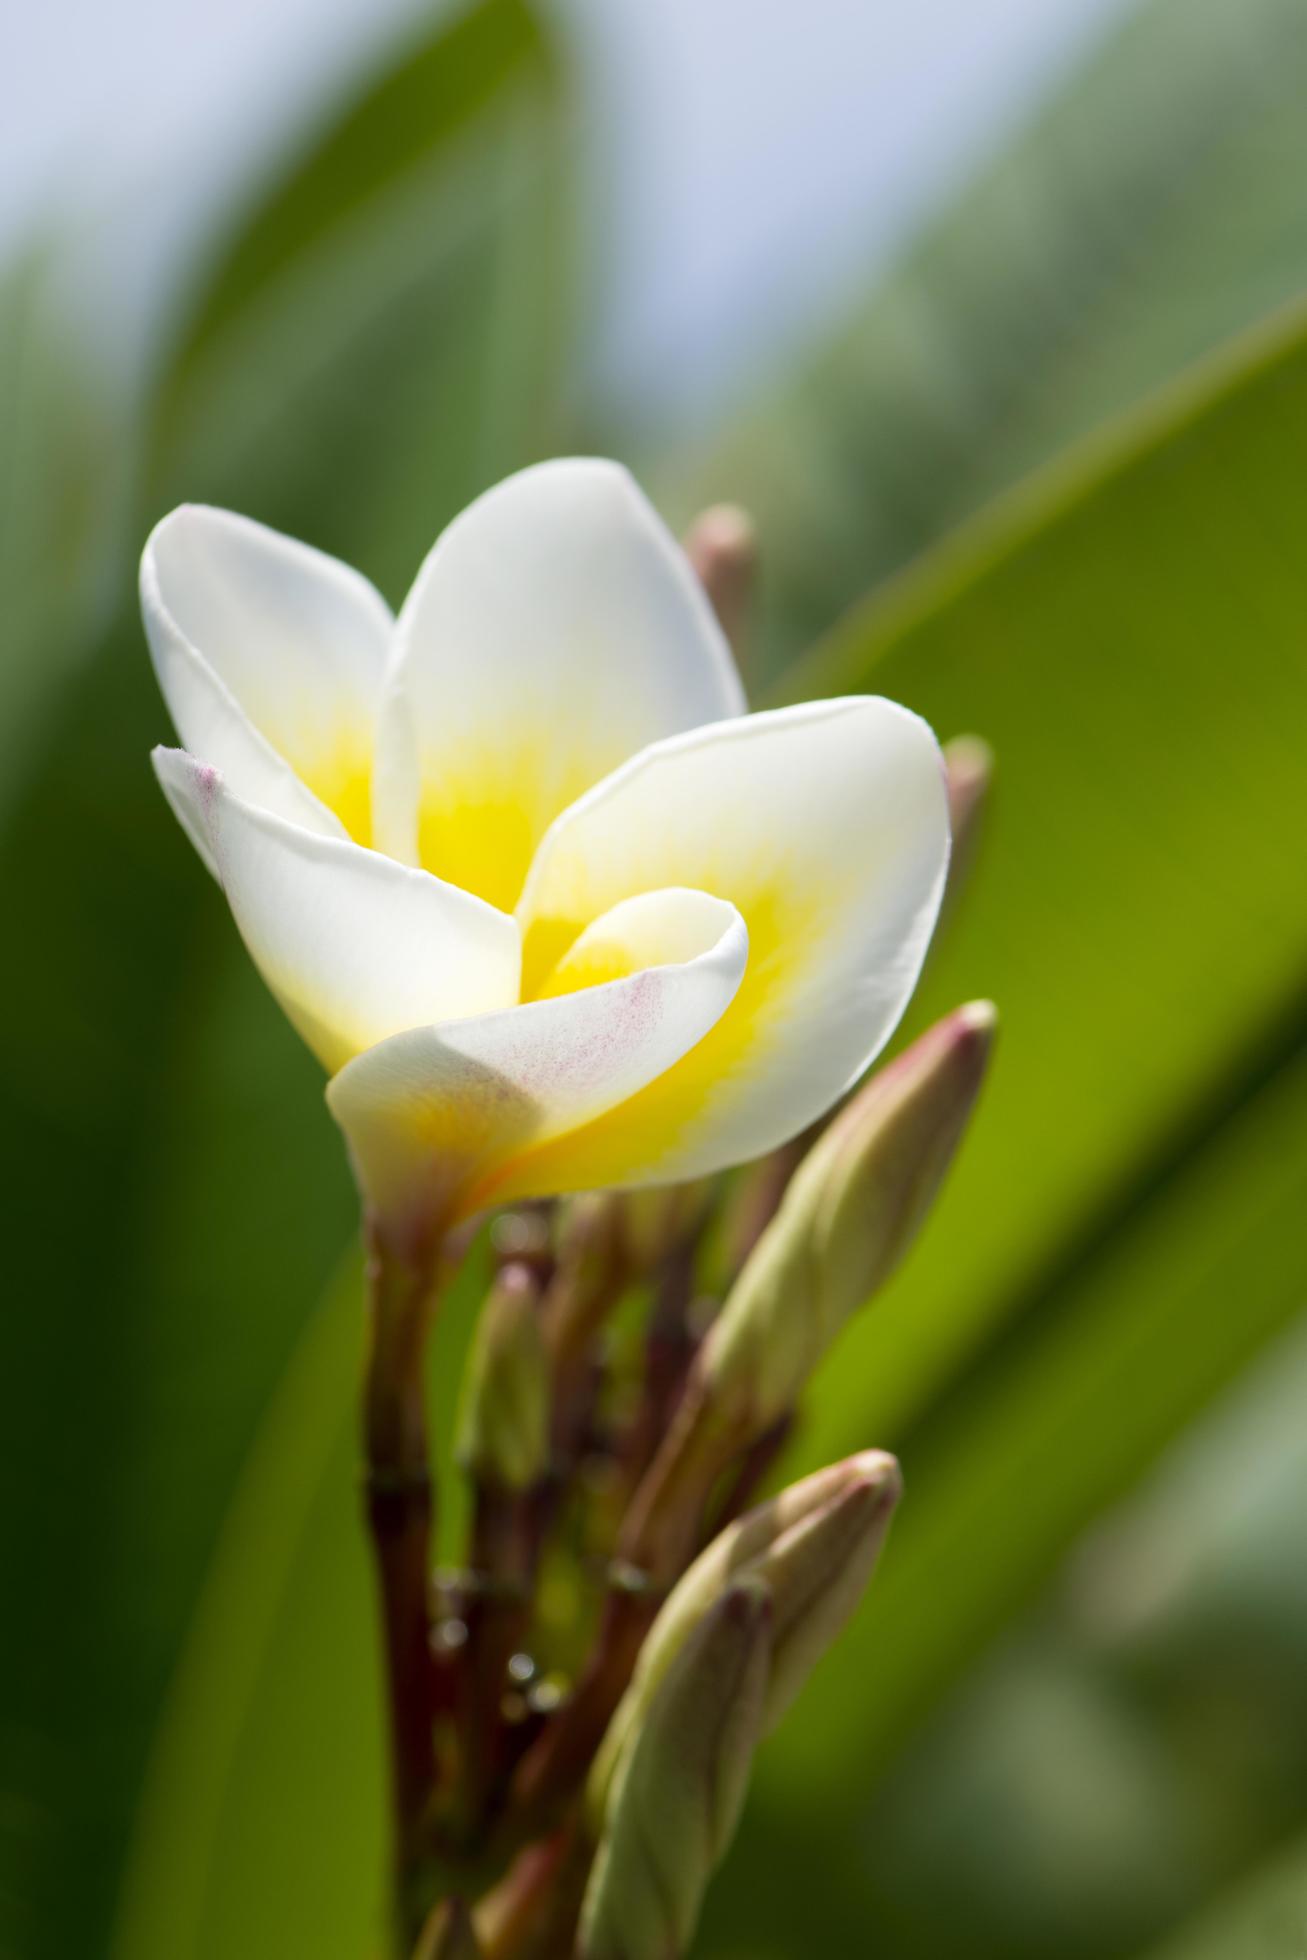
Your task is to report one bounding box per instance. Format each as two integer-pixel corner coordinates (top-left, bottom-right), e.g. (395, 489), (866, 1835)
(504, 1389), (736, 1838)
(476, 1827), (591, 1960)
(363, 1216), (443, 1951)
(452, 1482), (539, 1838)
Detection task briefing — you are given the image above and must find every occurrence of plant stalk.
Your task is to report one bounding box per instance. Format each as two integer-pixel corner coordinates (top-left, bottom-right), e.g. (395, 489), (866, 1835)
(363, 1215), (443, 1951)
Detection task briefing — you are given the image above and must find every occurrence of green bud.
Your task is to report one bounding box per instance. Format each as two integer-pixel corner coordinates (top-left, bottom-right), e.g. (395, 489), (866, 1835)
(454, 1263), (549, 1491)
(542, 1182), (712, 1368)
(619, 1179), (714, 1273)
(541, 1191), (628, 1364)
(593, 1451), (900, 1818)
(698, 1002), (996, 1434)
(579, 1578), (771, 1960)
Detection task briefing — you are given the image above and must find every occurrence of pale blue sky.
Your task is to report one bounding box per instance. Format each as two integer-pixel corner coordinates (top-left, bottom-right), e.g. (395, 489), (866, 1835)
(3, 0), (1131, 433)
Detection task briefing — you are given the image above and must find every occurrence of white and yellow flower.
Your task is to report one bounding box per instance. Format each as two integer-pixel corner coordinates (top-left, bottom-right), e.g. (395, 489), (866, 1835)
(143, 460), (949, 1245)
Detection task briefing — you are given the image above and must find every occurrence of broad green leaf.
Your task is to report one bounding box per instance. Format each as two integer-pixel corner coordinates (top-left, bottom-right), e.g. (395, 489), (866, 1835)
(111, 1250), (486, 1960)
(0, 620), (198, 1960)
(147, 0), (572, 597)
(699, 1045), (1307, 1959)
(0, 245), (118, 817)
(1141, 1833), (1307, 1960)
(690, 303), (1307, 1942)
(779, 298), (1307, 1462)
(658, 0), (1307, 683)
(819, 1315), (1307, 1960)
(108, 1256), (381, 1960)
(763, 1038), (1307, 1800)
(694, 301), (1307, 1955)
(0, 6), (572, 1956)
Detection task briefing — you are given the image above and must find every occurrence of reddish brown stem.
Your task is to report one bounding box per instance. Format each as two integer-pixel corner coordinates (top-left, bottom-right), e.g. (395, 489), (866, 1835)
(478, 1826), (593, 1960)
(621, 1237), (698, 1488)
(451, 1483), (542, 1840)
(702, 1414), (793, 1546)
(505, 1383), (739, 1838)
(504, 1584), (658, 1838)
(363, 1219), (442, 1949)
(617, 1377), (740, 1580)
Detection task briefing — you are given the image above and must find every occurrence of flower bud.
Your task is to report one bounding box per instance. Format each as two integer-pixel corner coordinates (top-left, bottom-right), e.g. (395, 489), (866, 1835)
(543, 1182), (714, 1370)
(579, 1579), (771, 1960)
(943, 734), (993, 909)
(683, 503), (757, 669)
(698, 1002), (996, 1435)
(454, 1263), (549, 1491)
(595, 1451), (900, 1816)
(542, 1192), (628, 1366)
(619, 1179), (714, 1274)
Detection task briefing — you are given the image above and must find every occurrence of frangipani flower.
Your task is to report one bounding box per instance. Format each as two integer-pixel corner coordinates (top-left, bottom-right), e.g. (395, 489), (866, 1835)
(143, 460), (949, 1248)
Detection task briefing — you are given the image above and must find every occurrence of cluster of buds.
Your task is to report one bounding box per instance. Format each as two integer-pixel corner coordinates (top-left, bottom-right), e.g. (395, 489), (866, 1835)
(385, 548), (997, 1954)
(417, 981), (994, 1960)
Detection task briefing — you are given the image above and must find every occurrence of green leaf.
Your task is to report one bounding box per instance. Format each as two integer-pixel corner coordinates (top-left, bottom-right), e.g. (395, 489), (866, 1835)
(108, 1256), (380, 1960)
(147, 0), (572, 598)
(0, 6), (572, 1956)
(110, 1249), (487, 1960)
(779, 301), (1307, 1455)
(0, 245), (118, 818)
(659, 0), (1307, 683)
(771, 1036), (1307, 1798)
(1140, 1830), (1307, 1960)
(694, 301), (1307, 1933)
(697, 1040), (1307, 1959)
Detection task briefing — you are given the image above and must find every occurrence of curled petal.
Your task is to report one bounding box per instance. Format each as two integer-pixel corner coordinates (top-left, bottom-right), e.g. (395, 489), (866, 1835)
(512, 697), (950, 1194)
(326, 891), (747, 1239)
(142, 505), (392, 841)
(373, 459), (746, 907)
(153, 747), (520, 1074)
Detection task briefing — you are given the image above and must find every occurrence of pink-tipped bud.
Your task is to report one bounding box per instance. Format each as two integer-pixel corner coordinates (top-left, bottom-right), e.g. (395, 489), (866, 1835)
(699, 1003), (997, 1435)
(943, 734), (993, 907)
(683, 503), (757, 672)
(598, 1451), (900, 1817)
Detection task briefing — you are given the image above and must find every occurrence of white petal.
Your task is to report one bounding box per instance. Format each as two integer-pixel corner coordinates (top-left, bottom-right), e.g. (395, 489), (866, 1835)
(326, 890), (747, 1232)
(536, 887), (748, 996)
(373, 458), (746, 908)
(512, 698), (950, 1192)
(142, 505), (392, 841)
(153, 747), (520, 1074)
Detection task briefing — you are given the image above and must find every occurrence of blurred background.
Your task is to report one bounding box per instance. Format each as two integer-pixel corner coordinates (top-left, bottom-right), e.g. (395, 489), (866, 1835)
(3, 1), (1307, 1956)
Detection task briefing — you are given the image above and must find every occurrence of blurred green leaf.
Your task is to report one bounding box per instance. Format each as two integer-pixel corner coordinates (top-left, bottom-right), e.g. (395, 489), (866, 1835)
(822, 1316), (1307, 1960)
(0, 5), (572, 1957)
(779, 298), (1307, 1461)
(1141, 1829), (1307, 1960)
(0, 246), (118, 816)
(148, 0), (572, 597)
(108, 1255), (382, 1960)
(701, 1043), (1307, 1959)
(750, 1039), (1307, 1859)
(660, 0), (1307, 682)
(696, 300), (1307, 1931)
(111, 1246), (486, 1960)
